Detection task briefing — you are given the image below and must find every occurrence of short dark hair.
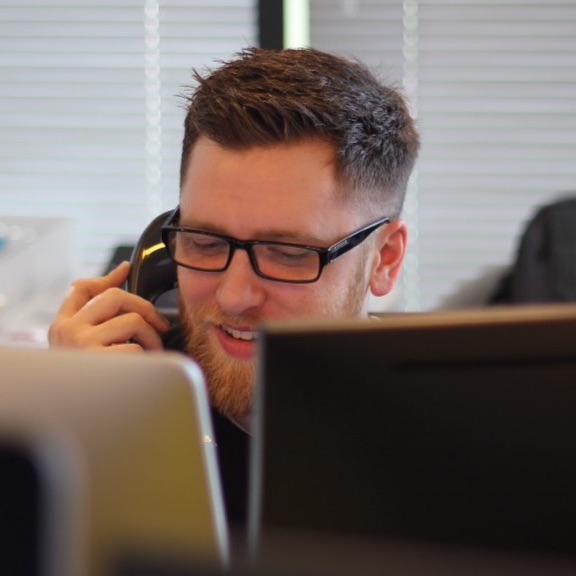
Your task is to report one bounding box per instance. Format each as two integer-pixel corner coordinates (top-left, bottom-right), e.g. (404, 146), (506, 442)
(180, 47), (419, 218)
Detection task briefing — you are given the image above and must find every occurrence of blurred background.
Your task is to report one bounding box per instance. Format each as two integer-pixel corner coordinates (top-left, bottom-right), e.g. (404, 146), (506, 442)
(1, 0), (575, 336)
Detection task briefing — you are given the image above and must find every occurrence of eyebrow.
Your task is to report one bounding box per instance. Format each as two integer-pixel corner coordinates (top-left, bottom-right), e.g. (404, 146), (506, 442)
(179, 218), (327, 246)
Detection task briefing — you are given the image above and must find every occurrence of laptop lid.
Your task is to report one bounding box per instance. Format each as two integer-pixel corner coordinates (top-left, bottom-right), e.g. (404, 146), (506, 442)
(0, 348), (229, 576)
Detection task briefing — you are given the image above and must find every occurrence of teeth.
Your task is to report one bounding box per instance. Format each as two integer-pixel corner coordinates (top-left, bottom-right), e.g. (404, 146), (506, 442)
(223, 325), (257, 341)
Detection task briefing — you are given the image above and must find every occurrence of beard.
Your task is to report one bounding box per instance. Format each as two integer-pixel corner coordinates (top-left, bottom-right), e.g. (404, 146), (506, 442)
(177, 259), (370, 425)
(179, 299), (255, 424)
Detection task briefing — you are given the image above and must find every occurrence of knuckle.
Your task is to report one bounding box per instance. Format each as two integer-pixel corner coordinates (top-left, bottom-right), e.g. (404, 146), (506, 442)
(70, 278), (91, 292)
(107, 286), (126, 298)
(48, 318), (79, 347)
(123, 311), (143, 324)
(47, 321), (60, 344)
(120, 312), (151, 335)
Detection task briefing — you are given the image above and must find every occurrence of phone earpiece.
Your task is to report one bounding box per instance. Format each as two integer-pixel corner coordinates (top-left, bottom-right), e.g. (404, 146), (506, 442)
(127, 211), (178, 318)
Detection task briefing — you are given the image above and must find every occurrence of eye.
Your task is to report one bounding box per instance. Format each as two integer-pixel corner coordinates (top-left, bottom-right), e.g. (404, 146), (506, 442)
(178, 232), (228, 255)
(259, 244), (317, 267)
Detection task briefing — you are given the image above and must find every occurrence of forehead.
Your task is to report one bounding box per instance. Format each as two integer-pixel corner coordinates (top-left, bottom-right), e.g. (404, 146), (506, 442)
(179, 137), (361, 238)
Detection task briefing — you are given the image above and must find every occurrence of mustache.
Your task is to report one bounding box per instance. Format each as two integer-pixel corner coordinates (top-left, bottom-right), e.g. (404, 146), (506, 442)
(178, 296), (263, 329)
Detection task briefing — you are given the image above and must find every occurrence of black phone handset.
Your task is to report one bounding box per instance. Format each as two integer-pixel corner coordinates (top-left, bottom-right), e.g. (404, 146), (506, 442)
(126, 210), (179, 325)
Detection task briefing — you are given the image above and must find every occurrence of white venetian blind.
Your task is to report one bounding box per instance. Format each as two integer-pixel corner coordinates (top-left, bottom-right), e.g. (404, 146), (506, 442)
(0, 0), (255, 275)
(310, 0), (576, 311)
(416, 0), (576, 310)
(309, 0), (404, 86)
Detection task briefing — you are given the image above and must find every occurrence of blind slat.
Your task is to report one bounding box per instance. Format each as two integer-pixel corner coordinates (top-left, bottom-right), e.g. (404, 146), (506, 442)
(311, 0), (576, 310)
(0, 0), (255, 276)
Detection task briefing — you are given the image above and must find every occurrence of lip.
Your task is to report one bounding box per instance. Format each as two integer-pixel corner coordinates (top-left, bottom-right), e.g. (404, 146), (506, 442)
(213, 324), (257, 361)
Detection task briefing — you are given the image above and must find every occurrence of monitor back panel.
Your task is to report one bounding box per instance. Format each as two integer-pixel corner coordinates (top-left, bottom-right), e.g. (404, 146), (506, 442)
(251, 304), (576, 569)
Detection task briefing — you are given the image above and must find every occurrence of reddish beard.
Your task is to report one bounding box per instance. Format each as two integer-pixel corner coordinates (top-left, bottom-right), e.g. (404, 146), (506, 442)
(176, 253), (370, 422)
(179, 298), (255, 422)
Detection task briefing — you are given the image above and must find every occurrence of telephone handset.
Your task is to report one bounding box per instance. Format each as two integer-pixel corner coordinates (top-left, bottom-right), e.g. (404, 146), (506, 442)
(126, 210), (179, 325)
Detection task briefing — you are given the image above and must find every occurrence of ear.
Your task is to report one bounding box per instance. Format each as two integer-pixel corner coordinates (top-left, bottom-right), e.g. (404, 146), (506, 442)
(369, 219), (408, 297)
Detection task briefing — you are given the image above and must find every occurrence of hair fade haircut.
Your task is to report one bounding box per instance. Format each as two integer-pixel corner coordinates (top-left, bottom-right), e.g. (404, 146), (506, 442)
(180, 47), (419, 218)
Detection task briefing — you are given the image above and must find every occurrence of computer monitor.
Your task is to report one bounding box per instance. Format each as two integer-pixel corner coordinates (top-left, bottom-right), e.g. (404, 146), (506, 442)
(0, 348), (229, 576)
(250, 303), (576, 575)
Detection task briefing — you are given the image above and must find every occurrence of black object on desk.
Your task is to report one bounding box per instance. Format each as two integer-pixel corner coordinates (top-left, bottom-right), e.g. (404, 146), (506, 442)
(0, 440), (42, 576)
(250, 304), (576, 575)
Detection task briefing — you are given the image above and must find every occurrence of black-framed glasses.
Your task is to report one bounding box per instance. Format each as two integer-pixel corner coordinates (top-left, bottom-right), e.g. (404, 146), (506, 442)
(161, 207), (390, 284)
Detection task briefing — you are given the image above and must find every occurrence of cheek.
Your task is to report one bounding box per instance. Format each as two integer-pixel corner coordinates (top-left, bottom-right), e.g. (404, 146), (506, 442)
(177, 269), (214, 302)
(275, 281), (341, 319)
(176, 267), (354, 319)
(281, 287), (324, 315)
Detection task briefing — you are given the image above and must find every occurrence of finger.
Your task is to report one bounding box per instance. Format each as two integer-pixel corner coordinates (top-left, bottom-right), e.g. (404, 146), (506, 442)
(90, 313), (166, 351)
(103, 343), (146, 354)
(57, 261), (132, 318)
(78, 288), (170, 334)
(51, 310), (166, 351)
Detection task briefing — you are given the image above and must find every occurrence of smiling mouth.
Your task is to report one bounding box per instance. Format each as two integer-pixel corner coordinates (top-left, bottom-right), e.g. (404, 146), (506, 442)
(220, 325), (258, 342)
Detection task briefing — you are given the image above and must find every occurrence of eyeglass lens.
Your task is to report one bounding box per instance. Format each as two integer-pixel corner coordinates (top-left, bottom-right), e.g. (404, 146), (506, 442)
(167, 230), (322, 282)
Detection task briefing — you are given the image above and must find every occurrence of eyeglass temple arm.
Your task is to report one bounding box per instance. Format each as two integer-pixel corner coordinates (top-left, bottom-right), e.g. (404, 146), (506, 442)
(327, 219), (390, 263)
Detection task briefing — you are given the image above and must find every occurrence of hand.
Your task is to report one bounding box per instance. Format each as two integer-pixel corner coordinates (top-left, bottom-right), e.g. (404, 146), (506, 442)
(48, 261), (171, 353)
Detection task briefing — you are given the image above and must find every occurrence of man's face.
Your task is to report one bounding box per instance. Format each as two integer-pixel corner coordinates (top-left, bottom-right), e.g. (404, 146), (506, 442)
(178, 137), (394, 426)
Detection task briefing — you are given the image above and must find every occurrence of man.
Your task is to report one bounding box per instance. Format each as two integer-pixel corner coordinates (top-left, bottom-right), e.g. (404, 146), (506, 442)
(49, 47), (420, 527)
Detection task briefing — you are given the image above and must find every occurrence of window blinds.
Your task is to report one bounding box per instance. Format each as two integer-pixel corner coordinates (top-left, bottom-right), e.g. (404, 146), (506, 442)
(2, 1), (575, 310)
(311, 0), (576, 310)
(0, 0), (255, 275)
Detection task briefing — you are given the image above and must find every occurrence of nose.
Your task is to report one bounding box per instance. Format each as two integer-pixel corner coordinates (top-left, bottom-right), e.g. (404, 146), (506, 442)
(215, 248), (266, 316)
